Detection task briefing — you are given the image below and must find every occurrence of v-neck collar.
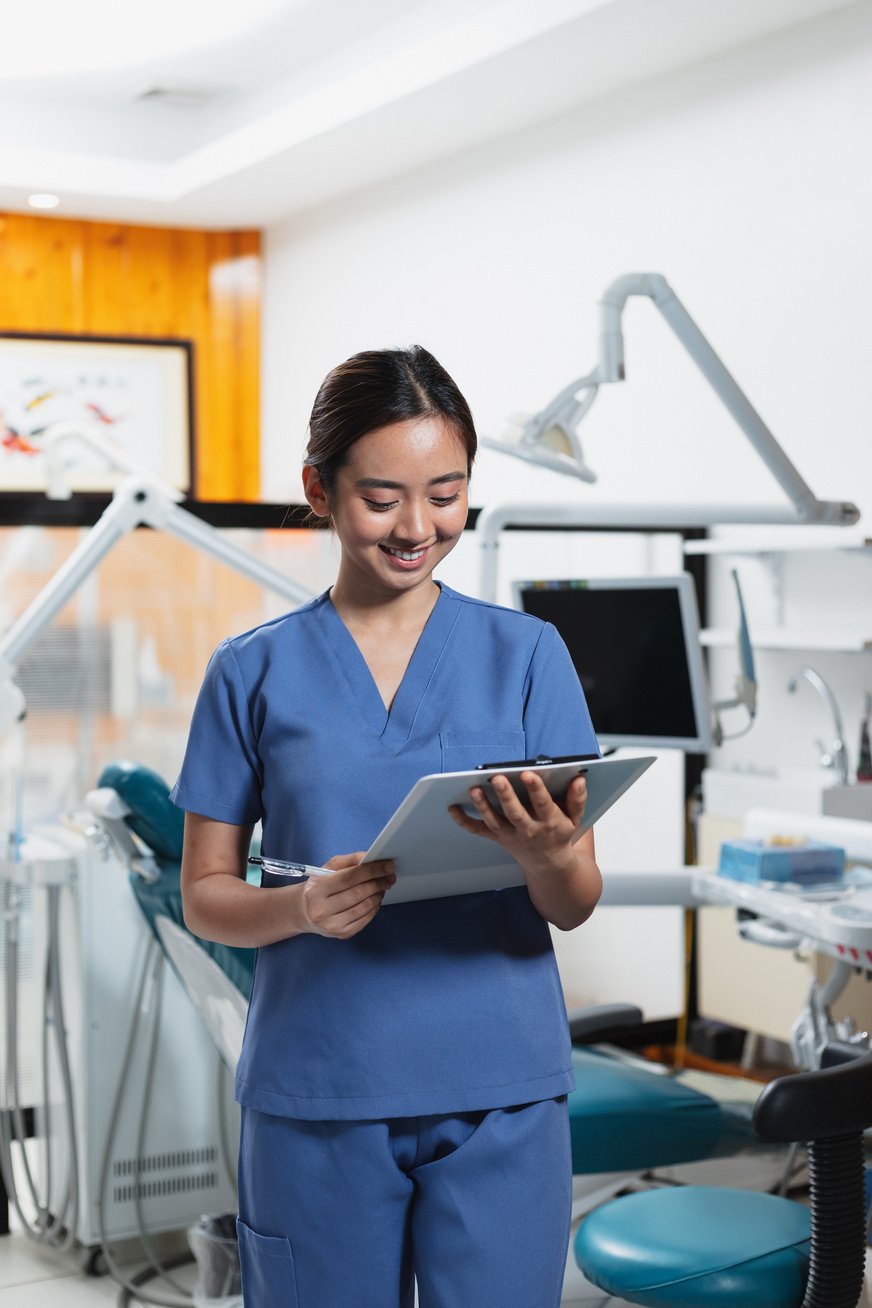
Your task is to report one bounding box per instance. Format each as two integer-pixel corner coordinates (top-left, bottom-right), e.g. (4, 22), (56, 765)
(313, 583), (460, 749)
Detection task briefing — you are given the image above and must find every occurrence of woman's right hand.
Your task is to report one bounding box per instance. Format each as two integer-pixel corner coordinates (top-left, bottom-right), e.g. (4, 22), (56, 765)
(298, 853), (396, 939)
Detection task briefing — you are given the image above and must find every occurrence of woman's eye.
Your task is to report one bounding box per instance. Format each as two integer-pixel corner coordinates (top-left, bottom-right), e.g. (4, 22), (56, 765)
(364, 499), (396, 512)
(431, 494), (460, 507)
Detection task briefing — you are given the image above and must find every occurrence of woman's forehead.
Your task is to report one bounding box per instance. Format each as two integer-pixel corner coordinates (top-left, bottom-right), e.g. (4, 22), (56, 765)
(342, 417), (468, 479)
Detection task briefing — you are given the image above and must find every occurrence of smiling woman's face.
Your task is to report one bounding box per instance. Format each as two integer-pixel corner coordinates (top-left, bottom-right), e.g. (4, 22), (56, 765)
(303, 415), (469, 601)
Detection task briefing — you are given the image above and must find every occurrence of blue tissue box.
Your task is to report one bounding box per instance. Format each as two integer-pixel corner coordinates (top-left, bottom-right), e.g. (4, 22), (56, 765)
(718, 839), (845, 885)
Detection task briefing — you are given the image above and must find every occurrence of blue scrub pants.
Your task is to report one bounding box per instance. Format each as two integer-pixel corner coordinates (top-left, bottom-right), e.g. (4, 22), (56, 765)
(236, 1096), (571, 1308)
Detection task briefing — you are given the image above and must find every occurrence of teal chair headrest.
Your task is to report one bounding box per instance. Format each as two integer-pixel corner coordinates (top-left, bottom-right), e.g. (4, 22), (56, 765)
(98, 760), (184, 862)
(97, 760), (255, 1001)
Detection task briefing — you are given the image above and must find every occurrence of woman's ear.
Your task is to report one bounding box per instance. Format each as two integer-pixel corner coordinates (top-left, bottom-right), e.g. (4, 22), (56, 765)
(302, 465), (331, 519)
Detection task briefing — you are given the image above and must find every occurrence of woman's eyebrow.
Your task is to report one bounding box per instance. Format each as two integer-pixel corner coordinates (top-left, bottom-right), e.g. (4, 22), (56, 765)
(354, 471), (466, 489)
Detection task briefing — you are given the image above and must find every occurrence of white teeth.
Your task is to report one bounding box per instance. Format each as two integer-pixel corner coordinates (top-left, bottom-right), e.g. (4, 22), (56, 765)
(384, 546), (426, 560)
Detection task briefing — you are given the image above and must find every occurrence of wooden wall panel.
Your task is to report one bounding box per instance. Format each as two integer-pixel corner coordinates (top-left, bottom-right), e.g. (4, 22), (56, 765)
(0, 212), (261, 499)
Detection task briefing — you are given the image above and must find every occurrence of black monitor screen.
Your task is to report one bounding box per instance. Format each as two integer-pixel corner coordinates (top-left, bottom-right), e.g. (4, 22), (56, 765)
(516, 580), (704, 747)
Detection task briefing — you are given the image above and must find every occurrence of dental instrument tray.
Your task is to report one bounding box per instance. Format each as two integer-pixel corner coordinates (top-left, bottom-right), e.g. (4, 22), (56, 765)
(692, 866), (872, 965)
(365, 754), (655, 904)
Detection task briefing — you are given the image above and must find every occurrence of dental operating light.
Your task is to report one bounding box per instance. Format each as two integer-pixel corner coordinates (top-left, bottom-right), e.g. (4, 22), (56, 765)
(482, 271), (859, 531)
(488, 372), (600, 482)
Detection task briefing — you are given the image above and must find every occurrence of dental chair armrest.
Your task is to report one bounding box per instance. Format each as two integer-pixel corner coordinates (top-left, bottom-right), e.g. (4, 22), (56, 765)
(568, 1003), (644, 1043)
(753, 1045), (872, 1144)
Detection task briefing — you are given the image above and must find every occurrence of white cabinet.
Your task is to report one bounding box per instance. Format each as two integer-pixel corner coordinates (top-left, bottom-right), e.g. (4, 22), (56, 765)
(686, 531), (872, 653)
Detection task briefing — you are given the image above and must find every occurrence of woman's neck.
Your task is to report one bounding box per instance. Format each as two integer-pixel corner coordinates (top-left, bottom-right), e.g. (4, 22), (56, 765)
(330, 575), (440, 635)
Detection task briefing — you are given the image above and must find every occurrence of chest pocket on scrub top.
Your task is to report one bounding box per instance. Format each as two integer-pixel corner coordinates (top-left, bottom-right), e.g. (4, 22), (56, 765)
(439, 731), (526, 774)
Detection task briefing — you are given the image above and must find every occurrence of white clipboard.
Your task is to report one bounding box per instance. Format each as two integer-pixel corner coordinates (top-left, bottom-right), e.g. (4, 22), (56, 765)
(364, 754), (656, 905)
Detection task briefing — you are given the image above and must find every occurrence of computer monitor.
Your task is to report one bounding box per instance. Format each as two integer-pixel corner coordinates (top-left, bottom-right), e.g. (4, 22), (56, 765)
(512, 574), (712, 752)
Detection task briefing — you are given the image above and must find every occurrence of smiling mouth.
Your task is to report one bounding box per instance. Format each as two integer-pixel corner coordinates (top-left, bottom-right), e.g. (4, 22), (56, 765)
(380, 544), (432, 561)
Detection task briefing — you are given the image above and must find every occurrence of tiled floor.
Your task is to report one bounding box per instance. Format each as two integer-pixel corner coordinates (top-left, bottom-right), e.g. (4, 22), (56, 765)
(0, 1221), (199, 1306)
(3, 1224), (872, 1307)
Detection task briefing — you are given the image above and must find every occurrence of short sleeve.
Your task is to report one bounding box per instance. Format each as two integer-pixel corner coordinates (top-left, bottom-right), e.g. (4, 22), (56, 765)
(169, 640), (264, 825)
(523, 622), (600, 759)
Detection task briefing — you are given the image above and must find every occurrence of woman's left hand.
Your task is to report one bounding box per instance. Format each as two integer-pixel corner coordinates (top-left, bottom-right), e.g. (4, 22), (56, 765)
(448, 771), (587, 877)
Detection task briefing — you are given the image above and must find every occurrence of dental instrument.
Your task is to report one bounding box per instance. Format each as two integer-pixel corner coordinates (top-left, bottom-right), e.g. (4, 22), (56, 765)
(710, 567), (757, 743)
(857, 692), (872, 782)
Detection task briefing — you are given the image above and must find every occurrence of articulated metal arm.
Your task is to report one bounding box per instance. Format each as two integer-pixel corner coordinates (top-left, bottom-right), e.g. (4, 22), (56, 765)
(483, 271), (859, 529)
(0, 471), (313, 734)
(598, 273), (857, 527)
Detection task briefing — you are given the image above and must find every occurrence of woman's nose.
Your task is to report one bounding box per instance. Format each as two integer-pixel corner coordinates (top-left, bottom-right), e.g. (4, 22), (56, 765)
(395, 499), (430, 542)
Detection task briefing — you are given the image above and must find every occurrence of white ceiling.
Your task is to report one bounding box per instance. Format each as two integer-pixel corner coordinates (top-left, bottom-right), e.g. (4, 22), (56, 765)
(0, 0), (860, 228)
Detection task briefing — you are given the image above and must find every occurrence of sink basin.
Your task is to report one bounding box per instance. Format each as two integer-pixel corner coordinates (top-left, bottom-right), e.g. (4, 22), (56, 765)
(702, 767), (833, 820)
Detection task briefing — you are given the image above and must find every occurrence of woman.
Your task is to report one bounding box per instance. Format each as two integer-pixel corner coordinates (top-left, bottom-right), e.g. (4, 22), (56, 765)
(172, 346), (602, 1308)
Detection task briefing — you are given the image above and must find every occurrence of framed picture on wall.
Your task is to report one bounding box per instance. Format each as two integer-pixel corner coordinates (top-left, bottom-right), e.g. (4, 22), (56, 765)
(0, 333), (194, 497)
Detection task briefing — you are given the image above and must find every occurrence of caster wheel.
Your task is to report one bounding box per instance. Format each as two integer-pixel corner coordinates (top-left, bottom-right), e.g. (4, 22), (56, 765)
(84, 1246), (109, 1277)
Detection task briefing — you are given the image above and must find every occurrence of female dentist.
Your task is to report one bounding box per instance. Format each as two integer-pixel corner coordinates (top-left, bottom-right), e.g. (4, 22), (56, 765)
(172, 346), (602, 1308)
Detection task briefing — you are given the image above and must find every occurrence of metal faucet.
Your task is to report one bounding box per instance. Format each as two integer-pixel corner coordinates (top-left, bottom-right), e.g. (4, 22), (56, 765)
(787, 665), (849, 785)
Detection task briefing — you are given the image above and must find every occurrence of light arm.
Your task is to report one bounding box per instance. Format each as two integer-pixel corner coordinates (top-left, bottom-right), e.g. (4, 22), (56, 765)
(482, 270), (859, 529)
(0, 474), (313, 733)
(598, 273), (856, 527)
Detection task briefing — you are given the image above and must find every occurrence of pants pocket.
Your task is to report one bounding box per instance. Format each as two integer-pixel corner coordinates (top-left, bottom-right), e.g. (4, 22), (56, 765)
(237, 1217), (298, 1307)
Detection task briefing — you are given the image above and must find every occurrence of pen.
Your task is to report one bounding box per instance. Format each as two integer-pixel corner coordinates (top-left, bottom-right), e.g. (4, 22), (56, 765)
(247, 856), (333, 879)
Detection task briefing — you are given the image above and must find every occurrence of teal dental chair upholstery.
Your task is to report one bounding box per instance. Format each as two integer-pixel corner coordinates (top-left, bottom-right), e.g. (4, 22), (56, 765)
(97, 761), (255, 1004)
(567, 1024), (753, 1175)
(575, 1043), (872, 1308)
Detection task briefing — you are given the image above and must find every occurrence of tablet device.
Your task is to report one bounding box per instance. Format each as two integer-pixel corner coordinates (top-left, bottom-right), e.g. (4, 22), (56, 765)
(364, 754), (655, 905)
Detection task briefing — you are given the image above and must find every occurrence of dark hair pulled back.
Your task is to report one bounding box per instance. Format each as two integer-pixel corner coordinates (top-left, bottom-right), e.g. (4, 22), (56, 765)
(304, 346), (476, 515)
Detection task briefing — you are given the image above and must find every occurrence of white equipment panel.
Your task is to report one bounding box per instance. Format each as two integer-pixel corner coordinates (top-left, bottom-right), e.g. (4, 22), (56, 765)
(5, 829), (237, 1247)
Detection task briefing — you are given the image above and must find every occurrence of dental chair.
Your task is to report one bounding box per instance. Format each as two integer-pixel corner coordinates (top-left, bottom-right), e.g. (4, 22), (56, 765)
(563, 1009), (761, 1304)
(567, 1005), (754, 1178)
(574, 1041), (872, 1308)
(87, 761), (254, 1071)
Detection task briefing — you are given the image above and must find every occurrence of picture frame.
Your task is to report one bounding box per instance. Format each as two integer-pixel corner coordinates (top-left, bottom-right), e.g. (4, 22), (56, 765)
(0, 333), (194, 497)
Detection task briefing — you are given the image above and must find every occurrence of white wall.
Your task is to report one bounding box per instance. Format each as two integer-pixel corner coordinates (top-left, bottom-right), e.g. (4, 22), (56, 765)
(262, 3), (872, 520)
(259, 4), (872, 1017)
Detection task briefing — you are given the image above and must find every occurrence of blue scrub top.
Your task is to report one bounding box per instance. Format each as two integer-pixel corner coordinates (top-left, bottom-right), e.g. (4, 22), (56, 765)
(170, 583), (599, 1120)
